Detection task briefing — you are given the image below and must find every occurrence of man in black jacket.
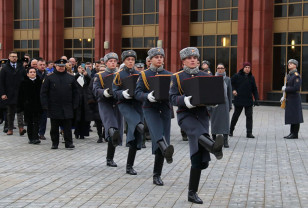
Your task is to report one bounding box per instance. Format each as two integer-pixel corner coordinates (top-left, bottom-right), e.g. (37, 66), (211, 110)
(0, 51), (26, 135)
(40, 59), (78, 149)
(229, 62), (259, 138)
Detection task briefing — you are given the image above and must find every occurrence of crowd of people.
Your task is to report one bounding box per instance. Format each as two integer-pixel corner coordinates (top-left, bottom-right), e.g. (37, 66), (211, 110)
(0, 47), (303, 204)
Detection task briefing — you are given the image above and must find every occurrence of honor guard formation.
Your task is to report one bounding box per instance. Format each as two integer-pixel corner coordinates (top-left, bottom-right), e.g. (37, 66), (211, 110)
(0, 47), (304, 204)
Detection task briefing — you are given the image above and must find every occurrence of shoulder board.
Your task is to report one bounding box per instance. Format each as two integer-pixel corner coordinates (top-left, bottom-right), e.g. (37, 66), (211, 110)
(173, 71), (184, 75)
(295, 72), (299, 76)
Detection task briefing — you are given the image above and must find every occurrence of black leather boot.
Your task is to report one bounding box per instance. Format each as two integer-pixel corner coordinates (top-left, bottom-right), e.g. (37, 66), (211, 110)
(246, 133), (255, 138)
(198, 134), (223, 160)
(97, 134), (103, 143)
(108, 128), (120, 147)
(136, 123), (144, 134)
(181, 130), (188, 141)
(157, 138), (174, 164)
(188, 167), (203, 204)
(126, 147), (137, 175)
(286, 124), (299, 139)
(223, 134), (229, 148)
(106, 141), (117, 167)
(153, 151), (164, 186)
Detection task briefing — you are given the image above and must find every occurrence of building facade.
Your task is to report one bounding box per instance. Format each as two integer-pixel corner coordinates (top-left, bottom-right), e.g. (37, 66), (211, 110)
(0, 0), (307, 101)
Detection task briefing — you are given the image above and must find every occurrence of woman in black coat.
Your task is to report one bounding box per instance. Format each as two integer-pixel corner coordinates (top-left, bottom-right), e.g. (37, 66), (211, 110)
(18, 67), (42, 144)
(74, 65), (92, 139)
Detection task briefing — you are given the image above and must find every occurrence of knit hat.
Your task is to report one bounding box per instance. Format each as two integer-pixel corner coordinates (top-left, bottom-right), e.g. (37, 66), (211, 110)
(243, 62), (251, 68)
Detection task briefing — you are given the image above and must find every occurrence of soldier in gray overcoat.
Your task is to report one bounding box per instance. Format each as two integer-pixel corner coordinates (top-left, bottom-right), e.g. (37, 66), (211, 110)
(208, 63), (232, 148)
(135, 47), (174, 186)
(112, 50), (144, 175)
(93, 52), (123, 167)
(169, 47), (224, 204)
(281, 59), (304, 139)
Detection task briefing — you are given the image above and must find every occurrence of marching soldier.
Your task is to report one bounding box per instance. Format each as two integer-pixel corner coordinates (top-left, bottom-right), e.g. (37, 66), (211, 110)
(135, 47), (174, 186)
(93, 52), (123, 166)
(169, 47), (224, 204)
(281, 59), (304, 139)
(112, 50), (144, 175)
(40, 59), (78, 149)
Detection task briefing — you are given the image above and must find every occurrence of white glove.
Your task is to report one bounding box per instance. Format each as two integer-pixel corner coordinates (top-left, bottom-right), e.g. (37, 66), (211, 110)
(147, 91), (157, 102)
(103, 88), (112, 98)
(282, 86), (286, 92)
(280, 96), (285, 103)
(122, 89), (132, 99)
(184, 96), (196, 109)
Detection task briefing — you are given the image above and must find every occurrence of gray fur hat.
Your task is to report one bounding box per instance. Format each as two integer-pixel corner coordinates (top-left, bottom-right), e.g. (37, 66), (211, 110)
(121, 50), (137, 62)
(288, 59), (298, 67)
(104, 52), (118, 63)
(147, 47), (165, 59)
(179, 47), (200, 60)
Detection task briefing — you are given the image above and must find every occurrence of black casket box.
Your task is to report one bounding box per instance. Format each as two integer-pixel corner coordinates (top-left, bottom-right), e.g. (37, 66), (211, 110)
(148, 75), (171, 101)
(103, 73), (114, 95)
(182, 76), (225, 106)
(122, 74), (139, 97)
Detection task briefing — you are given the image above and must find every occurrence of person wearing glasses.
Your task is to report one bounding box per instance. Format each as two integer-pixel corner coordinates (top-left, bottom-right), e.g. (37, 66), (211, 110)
(0, 51), (27, 136)
(208, 63), (232, 148)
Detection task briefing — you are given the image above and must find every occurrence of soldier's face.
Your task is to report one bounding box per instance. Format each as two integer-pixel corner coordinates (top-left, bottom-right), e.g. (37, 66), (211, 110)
(151, 55), (164, 67)
(124, 57), (135, 68)
(56, 65), (66, 72)
(288, 62), (296, 70)
(106, 59), (117, 69)
(202, 63), (209, 70)
(183, 56), (198, 68)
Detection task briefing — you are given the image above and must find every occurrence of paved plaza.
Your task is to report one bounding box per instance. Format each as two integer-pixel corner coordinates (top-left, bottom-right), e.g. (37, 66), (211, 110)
(0, 106), (308, 208)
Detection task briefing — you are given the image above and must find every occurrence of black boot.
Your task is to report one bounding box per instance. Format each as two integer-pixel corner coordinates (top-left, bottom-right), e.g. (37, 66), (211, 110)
(286, 124), (299, 139)
(246, 133), (255, 138)
(157, 138), (174, 164)
(188, 167), (203, 204)
(153, 151), (164, 186)
(108, 128), (120, 147)
(223, 134), (229, 148)
(126, 147), (137, 175)
(181, 130), (188, 141)
(136, 123), (144, 134)
(106, 141), (117, 167)
(97, 134), (103, 143)
(198, 134), (223, 160)
(212, 134), (216, 141)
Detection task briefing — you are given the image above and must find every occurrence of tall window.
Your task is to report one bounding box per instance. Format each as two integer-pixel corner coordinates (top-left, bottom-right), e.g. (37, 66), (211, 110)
(189, 0), (238, 76)
(190, 0), (238, 22)
(274, 0), (308, 18)
(190, 35), (237, 76)
(64, 0), (95, 27)
(64, 0), (95, 62)
(14, 0), (40, 29)
(121, 0), (159, 62)
(273, 0), (308, 92)
(122, 0), (159, 25)
(273, 32), (308, 92)
(13, 0), (39, 58)
(64, 39), (95, 63)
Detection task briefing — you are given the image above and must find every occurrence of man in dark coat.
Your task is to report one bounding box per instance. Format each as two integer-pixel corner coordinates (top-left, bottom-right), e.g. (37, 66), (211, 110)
(40, 59), (78, 149)
(0, 51), (26, 135)
(281, 59), (304, 139)
(229, 62), (259, 138)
